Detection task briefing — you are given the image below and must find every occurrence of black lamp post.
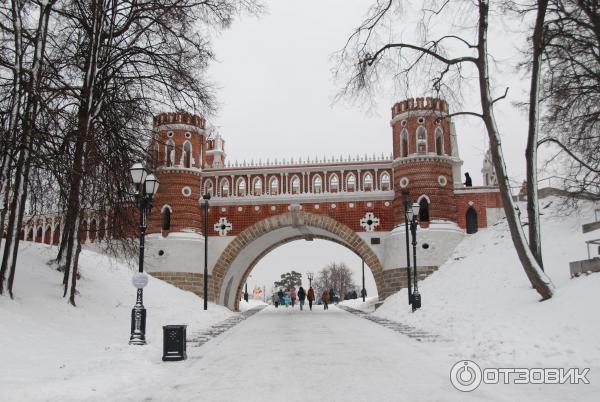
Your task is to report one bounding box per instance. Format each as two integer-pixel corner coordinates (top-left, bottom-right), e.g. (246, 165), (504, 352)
(244, 282), (249, 302)
(361, 259), (366, 302)
(129, 162), (159, 345)
(407, 201), (421, 312)
(402, 190), (413, 305)
(306, 272), (314, 288)
(201, 194), (211, 310)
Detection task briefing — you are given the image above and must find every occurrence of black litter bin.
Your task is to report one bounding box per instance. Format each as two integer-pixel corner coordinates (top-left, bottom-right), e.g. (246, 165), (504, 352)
(162, 325), (187, 361)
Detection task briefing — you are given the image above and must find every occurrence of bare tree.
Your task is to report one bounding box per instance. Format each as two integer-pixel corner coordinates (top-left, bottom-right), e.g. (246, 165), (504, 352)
(338, 0), (553, 299)
(313, 262), (357, 301)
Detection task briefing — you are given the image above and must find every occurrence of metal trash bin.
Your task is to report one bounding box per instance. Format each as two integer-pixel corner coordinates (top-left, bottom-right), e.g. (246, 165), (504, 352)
(162, 325), (187, 361)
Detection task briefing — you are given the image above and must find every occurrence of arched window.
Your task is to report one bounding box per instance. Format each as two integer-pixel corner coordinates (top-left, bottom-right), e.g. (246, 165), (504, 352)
(204, 180), (214, 197)
(401, 129), (409, 157)
(165, 139), (175, 167)
(44, 225), (51, 244)
(380, 172), (391, 191)
(269, 177), (279, 195)
(291, 176), (301, 194)
(183, 141), (192, 168)
(435, 128), (444, 156)
(419, 197), (430, 221)
(98, 219), (105, 241)
(363, 172), (373, 191)
(313, 175), (322, 193)
(346, 173), (356, 191)
(253, 177), (262, 195)
(220, 178), (230, 197)
(89, 219), (97, 243)
(79, 221), (86, 243)
(416, 126), (427, 154)
(162, 206), (172, 232)
(53, 224), (61, 244)
(329, 174), (339, 192)
(237, 178), (246, 196)
(153, 143), (159, 167)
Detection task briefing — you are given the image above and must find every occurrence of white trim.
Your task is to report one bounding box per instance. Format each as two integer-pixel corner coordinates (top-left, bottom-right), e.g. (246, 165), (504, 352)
(207, 190), (395, 206)
(390, 110), (448, 126)
(235, 177), (247, 196)
(202, 162), (392, 176)
(161, 204), (173, 213)
(417, 194), (431, 204)
(155, 123), (205, 134)
(454, 187), (500, 194)
(435, 127), (445, 156)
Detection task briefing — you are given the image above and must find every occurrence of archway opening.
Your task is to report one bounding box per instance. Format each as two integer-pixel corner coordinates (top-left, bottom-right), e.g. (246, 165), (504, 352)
(466, 207), (478, 234)
(210, 211), (384, 311)
(240, 238), (379, 310)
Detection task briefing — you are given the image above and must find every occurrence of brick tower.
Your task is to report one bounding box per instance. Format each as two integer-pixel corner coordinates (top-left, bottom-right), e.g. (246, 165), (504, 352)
(148, 112), (206, 236)
(390, 97), (459, 227)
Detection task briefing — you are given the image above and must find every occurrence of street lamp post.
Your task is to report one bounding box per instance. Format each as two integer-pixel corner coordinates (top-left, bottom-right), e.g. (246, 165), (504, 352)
(407, 202), (421, 312)
(129, 163), (159, 345)
(402, 190), (413, 305)
(361, 259), (366, 302)
(244, 282), (249, 302)
(306, 272), (314, 288)
(201, 194), (211, 310)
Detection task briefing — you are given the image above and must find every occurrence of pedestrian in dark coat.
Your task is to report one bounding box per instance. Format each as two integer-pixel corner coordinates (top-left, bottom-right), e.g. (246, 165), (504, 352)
(298, 286), (306, 311)
(464, 172), (472, 187)
(277, 289), (284, 306)
(307, 287), (315, 311)
(329, 288), (335, 305)
(321, 289), (330, 310)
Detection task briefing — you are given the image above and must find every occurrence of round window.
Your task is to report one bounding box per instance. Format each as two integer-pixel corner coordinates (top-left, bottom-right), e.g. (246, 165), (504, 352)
(438, 176), (448, 187)
(181, 186), (192, 197)
(399, 177), (409, 188)
(417, 117), (425, 125)
(167, 131), (174, 138)
(184, 132), (191, 139)
(401, 120), (407, 127)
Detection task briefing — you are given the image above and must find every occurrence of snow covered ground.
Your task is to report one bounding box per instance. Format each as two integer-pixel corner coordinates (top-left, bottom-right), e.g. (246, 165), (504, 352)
(375, 197), (600, 370)
(0, 242), (234, 401)
(1, 196), (599, 401)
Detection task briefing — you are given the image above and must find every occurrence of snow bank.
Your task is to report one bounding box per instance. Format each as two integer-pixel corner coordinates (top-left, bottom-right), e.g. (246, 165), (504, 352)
(238, 299), (268, 311)
(375, 197), (600, 368)
(0, 242), (234, 400)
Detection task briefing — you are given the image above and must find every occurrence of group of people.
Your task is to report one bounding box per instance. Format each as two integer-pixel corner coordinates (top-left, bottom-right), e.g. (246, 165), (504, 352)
(272, 286), (337, 311)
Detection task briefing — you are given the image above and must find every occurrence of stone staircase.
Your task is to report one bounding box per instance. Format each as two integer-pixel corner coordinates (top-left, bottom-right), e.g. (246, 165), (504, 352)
(338, 305), (447, 343)
(187, 305), (266, 348)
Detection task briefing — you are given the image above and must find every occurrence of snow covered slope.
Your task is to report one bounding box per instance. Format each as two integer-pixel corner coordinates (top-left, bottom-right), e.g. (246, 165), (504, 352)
(375, 197), (600, 368)
(0, 242), (233, 399)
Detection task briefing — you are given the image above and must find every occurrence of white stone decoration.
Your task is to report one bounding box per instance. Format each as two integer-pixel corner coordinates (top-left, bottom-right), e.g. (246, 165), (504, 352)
(271, 205), (276, 211)
(360, 212), (380, 232)
(221, 207), (227, 212)
(349, 203), (354, 208)
(400, 177), (409, 188)
(254, 206), (260, 211)
(314, 204), (320, 209)
(468, 200), (474, 206)
(384, 201), (390, 207)
(181, 186), (192, 197)
(214, 217), (233, 236)
(237, 206), (243, 212)
(438, 175), (448, 187)
(331, 203), (337, 209)
(366, 202), (373, 208)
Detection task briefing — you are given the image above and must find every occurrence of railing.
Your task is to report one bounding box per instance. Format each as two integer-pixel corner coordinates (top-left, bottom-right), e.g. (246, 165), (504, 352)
(206, 152), (394, 169)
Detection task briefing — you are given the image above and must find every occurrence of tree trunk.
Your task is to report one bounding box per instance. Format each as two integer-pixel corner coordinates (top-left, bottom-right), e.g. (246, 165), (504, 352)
(477, 0), (553, 300)
(525, 0), (548, 268)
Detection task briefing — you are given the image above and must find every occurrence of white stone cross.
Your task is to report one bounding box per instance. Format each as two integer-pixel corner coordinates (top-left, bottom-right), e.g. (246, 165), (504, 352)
(214, 217), (233, 236)
(360, 212), (380, 232)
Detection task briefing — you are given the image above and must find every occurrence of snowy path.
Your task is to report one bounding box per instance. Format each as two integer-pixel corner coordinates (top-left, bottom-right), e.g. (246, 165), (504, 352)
(110, 306), (501, 402)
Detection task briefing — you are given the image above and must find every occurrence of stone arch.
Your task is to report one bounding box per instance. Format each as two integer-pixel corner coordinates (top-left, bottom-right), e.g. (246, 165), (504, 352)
(210, 210), (385, 310)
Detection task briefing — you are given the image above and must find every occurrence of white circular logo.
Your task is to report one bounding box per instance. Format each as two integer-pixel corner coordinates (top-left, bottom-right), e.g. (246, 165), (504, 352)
(450, 360), (482, 392)
(132, 273), (149, 289)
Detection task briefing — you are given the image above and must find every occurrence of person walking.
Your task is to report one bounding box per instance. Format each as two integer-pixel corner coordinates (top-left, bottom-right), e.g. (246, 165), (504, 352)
(272, 292), (279, 308)
(290, 287), (297, 308)
(307, 287), (315, 311)
(321, 289), (330, 310)
(277, 288), (284, 307)
(297, 286), (306, 311)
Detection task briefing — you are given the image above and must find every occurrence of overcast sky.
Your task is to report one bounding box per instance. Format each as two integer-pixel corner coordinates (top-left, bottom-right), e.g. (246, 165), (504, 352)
(206, 1), (542, 296)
